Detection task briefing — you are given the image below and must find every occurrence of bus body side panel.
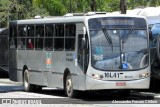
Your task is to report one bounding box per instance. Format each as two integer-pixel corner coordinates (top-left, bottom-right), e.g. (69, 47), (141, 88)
(9, 50), (18, 82)
(75, 72), (86, 90)
(64, 51), (84, 90)
(44, 51), (66, 88)
(17, 50), (47, 86)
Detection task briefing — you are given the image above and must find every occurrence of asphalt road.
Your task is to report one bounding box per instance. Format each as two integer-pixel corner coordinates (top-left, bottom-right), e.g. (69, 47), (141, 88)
(0, 71), (160, 107)
(0, 78), (160, 104)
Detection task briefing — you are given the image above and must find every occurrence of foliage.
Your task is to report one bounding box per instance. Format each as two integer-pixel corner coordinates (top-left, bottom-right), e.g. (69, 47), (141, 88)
(0, 0), (160, 27)
(0, 0), (49, 27)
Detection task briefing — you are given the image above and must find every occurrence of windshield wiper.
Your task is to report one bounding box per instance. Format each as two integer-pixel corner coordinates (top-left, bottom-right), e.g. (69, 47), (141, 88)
(102, 28), (113, 51)
(121, 27), (134, 43)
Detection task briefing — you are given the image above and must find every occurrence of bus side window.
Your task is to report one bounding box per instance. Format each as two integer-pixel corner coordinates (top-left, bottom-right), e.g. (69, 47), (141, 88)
(27, 38), (34, 49)
(9, 26), (17, 49)
(65, 24), (76, 37)
(18, 38), (25, 49)
(27, 26), (34, 50)
(55, 24), (64, 51)
(35, 25), (44, 50)
(18, 26), (26, 49)
(65, 24), (76, 51)
(44, 25), (53, 50)
(54, 38), (64, 50)
(55, 24), (64, 37)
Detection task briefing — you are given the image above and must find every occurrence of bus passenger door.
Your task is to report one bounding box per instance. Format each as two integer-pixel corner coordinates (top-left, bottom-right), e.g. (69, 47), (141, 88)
(77, 32), (89, 90)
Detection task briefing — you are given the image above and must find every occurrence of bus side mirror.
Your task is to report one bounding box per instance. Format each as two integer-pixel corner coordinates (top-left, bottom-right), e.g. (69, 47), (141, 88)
(149, 30), (153, 40)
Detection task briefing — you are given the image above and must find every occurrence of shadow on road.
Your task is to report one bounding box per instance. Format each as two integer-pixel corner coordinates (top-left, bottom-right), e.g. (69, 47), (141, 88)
(0, 84), (156, 104)
(0, 85), (24, 93)
(39, 89), (155, 104)
(0, 71), (8, 78)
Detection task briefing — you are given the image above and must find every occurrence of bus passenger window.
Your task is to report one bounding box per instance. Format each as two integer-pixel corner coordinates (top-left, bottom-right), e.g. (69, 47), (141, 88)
(65, 38), (75, 51)
(55, 24), (64, 37)
(10, 38), (17, 49)
(65, 24), (76, 37)
(9, 26), (17, 49)
(55, 24), (64, 51)
(18, 26), (26, 37)
(18, 38), (25, 49)
(44, 38), (53, 50)
(35, 25), (44, 50)
(44, 25), (53, 50)
(35, 38), (43, 49)
(54, 38), (64, 50)
(36, 25), (44, 37)
(27, 26), (34, 37)
(45, 25), (53, 37)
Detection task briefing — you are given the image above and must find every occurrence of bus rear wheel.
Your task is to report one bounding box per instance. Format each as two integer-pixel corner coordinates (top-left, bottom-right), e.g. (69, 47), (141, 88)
(65, 74), (78, 98)
(23, 69), (35, 92)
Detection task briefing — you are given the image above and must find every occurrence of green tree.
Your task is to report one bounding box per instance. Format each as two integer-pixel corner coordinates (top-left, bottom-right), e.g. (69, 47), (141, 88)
(0, 0), (49, 27)
(33, 0), (66, 16)
(0, 0), (10, 27)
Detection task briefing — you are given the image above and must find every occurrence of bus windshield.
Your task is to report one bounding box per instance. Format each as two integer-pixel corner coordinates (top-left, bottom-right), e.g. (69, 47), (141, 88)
(89, 17), (148, 71)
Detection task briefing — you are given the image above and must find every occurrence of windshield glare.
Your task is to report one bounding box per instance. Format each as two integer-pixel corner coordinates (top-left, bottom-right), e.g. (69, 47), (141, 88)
(89, 18), (148, 71)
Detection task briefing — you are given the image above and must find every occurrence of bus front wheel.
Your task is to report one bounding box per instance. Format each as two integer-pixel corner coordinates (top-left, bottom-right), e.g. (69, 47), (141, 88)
(23, 69), (35, 92)
(65, 74), (78, 98)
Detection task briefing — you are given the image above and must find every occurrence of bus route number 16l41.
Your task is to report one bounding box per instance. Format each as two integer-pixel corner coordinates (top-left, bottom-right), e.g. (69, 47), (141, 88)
(104, 72), (123, 78)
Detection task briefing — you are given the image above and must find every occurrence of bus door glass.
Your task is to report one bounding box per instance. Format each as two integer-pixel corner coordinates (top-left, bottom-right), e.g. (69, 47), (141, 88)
(77, 32), (89, 73)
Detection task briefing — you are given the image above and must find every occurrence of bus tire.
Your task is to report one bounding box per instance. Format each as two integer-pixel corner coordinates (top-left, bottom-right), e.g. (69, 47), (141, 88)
(23, 69), (35, 92)
(34, 85), (42, 92)
(65, 74), (78, 98)
(156, 36), (160, 61)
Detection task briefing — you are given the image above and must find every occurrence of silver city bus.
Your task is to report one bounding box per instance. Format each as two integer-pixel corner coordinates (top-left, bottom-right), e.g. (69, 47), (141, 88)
(9, 12), (150, 98)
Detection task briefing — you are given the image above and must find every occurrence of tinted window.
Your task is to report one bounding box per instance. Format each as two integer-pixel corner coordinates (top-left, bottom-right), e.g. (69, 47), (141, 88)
(150, 23), (160, 47)
(9, 26), (17, 49)
(65, 24), (76, 51)
(55, 24), (64, 51)
(44, 25), (53, 50)
(35, 25), (44, 50)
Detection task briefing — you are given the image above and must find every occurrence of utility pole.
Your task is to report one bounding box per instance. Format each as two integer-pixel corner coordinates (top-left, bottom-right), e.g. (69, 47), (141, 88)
(120, 0), (127, 14)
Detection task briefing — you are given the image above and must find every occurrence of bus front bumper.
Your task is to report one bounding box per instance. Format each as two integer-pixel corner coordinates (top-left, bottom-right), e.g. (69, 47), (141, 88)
(85, 76), (150, 90)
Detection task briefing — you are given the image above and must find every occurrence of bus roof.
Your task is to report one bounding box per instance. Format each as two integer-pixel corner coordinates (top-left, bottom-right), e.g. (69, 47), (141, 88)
(10, 13), (146, 25)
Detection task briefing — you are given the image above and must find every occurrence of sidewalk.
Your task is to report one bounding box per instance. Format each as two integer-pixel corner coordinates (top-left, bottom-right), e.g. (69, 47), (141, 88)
(0, 78), (22, 86)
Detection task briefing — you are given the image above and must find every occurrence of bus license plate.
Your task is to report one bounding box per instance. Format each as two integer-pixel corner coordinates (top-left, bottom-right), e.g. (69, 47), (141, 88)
(116, 82), (126, 86)
(104, 72), (123, 78)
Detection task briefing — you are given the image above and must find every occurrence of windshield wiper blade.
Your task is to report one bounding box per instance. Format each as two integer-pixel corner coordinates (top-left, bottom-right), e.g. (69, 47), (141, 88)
(102, 28), (113, 51)
(122, 27), (134, 43)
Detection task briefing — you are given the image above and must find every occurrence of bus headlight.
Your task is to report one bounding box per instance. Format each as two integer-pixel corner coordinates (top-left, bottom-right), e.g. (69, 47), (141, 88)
(91, 74), (104, 80)
(139, 73), (149, 78)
